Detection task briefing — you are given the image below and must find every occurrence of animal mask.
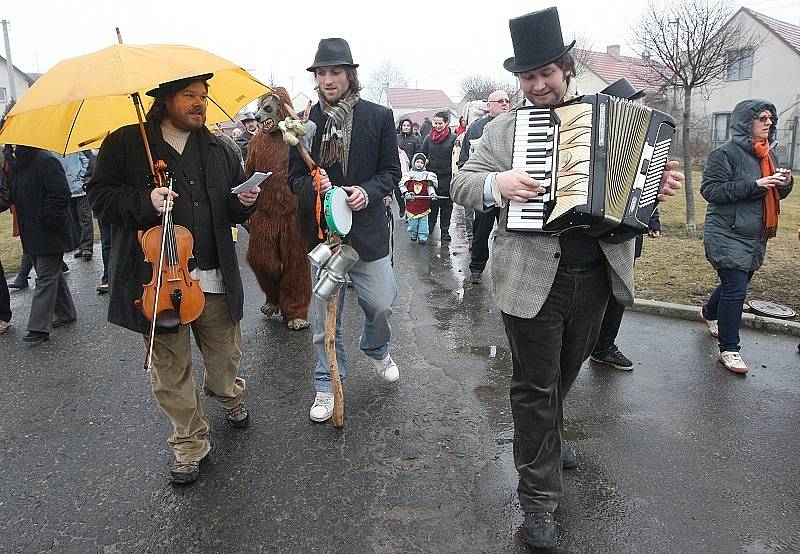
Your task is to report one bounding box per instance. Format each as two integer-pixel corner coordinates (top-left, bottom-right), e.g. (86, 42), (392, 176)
(255, 94), (282, 134)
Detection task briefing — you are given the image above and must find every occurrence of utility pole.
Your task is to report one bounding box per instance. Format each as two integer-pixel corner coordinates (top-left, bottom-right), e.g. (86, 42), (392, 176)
(2, 20), (18, 102)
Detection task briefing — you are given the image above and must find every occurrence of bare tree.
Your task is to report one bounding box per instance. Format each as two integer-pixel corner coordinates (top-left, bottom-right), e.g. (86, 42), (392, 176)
(634, 0), (761, 235)
(362, 61), (409, 105)
(458, 74), (516, 102)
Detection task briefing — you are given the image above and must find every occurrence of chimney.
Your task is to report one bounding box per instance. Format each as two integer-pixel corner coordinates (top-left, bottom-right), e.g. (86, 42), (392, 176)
(642, 48), (651, 64)
(607, 45), (621, 59)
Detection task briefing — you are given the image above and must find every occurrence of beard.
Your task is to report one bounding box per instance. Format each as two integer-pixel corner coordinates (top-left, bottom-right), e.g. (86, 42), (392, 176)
(169, 110), (206, 131)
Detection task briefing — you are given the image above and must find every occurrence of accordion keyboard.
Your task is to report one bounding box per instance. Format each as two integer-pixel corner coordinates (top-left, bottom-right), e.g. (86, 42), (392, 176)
(508, 108), (558, 230)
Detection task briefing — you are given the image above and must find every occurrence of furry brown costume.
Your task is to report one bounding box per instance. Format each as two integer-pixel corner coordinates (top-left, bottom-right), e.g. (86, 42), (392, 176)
(245, 87), (311, 329)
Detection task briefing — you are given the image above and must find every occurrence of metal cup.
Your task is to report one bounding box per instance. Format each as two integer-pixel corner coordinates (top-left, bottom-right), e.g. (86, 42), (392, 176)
(325, 244), (360, 278)
(307, 242), (333, 268)
(313, 269), (347, 302)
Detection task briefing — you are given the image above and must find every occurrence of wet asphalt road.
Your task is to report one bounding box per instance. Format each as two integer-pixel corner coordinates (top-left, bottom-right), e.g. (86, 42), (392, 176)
(1, 209), (799, 553)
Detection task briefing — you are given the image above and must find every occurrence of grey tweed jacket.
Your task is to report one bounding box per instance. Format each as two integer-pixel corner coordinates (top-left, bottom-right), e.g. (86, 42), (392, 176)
(450, 106), (635, 319)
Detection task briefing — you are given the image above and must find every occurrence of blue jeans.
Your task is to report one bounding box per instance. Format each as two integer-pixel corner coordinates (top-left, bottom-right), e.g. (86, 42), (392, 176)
(702, 269), (754, 353)
(310, 254), (397, 393)
(406, 216), (430, 241)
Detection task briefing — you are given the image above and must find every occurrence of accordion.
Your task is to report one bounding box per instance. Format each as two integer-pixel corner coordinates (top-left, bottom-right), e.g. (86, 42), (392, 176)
(507, 94), (675, 242)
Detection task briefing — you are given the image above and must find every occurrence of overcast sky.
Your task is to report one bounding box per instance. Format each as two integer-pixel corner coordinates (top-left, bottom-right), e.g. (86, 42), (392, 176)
(3, 0), (799, 103)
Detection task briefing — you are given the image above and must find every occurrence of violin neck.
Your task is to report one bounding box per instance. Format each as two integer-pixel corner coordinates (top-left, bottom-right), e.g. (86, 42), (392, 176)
(162, 176), (180, 266)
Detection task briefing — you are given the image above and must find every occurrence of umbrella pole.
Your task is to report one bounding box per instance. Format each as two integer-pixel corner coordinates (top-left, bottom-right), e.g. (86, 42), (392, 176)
(132, 93), (160, 181)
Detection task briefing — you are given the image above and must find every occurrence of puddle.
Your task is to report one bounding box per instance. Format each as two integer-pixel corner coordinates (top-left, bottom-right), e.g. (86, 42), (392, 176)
(454, 344), (502, 357)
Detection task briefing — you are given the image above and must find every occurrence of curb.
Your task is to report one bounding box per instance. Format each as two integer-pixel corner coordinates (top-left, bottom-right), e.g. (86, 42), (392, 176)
(629, 299), (800, 338)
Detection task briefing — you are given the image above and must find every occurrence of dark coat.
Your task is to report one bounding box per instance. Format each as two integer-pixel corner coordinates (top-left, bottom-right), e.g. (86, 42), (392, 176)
(457, 115), (492, 167)
(396, 132), (421, 164)
(11, 147), (78, 256)
(0, 166), (9, 212)
(701, 99), (793, 272)
(421, 131), (457, 194)
(288, 99), (402, 262)
(419, 118), (432, 139)
(86, 121), (254, 334)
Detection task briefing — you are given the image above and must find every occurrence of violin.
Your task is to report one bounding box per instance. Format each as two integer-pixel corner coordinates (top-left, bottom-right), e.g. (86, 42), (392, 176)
(137, 160), (205, 330)
(133, 128), (205, 371)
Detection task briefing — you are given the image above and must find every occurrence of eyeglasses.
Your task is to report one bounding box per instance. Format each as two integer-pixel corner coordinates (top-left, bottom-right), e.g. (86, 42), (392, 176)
(489, 99), (510, 104)
(757, 115), (773, 124)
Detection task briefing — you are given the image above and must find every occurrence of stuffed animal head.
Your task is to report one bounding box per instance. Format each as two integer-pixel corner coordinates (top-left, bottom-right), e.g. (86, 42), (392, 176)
(255, 87), (293, 134)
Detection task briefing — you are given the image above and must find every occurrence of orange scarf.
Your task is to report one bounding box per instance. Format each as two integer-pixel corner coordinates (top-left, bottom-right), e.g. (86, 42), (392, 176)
(753, 139), (779, 239)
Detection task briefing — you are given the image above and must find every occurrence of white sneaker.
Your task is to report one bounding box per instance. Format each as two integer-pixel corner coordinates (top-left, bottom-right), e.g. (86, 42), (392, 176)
(698, 310), (719, 338)
(369, 354), (399, 382)
(719, 351), (748, 374)
(309, 392), (334, 422)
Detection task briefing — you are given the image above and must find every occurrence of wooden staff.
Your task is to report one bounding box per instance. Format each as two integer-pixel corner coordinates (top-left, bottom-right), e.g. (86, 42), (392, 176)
(326, 291), (345, 428)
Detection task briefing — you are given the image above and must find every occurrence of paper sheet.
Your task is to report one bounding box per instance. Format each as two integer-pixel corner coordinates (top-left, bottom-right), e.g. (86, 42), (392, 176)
(231, 172), (272, 194)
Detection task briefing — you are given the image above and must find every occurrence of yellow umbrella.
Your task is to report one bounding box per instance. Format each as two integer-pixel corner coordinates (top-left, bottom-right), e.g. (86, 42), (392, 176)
(0, 43), (271, 154)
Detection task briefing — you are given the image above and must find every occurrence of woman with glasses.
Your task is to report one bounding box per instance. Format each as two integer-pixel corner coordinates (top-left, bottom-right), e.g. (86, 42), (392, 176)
(699, 99), (793, 374)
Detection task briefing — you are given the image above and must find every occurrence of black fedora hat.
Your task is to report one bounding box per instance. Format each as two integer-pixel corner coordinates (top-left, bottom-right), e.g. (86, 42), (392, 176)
(146, 73), (213, 98)
(306, 38), (359, 72)
(503, 8), (576, 74)
(601, 78), (646, 101)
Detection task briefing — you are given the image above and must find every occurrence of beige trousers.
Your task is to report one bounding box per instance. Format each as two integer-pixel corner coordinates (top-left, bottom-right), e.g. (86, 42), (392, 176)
(147, 293), (245, 462)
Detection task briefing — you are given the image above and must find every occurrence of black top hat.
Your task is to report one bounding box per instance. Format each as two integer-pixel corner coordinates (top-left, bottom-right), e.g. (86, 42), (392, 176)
(306, 38), (359, 72)
(503, 8), (576, 74)
(600, 78), (646, 101)
(146, 73), (213, 98)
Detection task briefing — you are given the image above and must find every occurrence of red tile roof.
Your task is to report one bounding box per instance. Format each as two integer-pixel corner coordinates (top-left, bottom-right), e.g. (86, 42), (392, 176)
(387, 88), (456, 110)
(574, 48), (669, 95)
(742, 7), (800, 56)
(396, 109), (446, 124)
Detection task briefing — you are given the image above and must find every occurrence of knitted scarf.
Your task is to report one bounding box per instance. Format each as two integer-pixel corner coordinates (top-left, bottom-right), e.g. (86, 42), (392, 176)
(753, 139), (779, 239)
(318, 89), (359, 168)
(429, 126), (451, 144)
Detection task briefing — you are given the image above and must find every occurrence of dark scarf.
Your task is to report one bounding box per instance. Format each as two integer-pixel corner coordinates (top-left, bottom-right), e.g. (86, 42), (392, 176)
(428, 126), (450, 144)
(318, 89), (359, 168)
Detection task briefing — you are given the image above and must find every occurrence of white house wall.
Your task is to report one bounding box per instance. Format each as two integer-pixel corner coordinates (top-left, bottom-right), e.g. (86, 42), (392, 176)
(0, 61), (30, 109)
(693, 12), (800, 124)
(574, 66), (610, 94)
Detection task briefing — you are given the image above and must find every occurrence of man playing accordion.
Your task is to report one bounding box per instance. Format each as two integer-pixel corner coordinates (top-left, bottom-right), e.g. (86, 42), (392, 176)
(450, 7), (684, 549)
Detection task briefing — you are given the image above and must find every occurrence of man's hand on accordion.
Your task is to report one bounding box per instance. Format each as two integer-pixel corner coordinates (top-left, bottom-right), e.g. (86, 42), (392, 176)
(657, 160), (683, 201)
(496, 169), (547, 203)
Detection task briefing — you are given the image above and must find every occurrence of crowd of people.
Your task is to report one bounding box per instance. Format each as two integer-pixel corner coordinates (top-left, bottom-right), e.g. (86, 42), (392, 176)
(0, 5), (795, 550)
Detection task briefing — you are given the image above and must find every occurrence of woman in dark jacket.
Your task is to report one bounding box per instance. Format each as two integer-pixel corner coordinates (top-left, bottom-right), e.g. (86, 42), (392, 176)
(698, 99), (793, 374)
(11, 146), (78, 344)
(421, 111), (458, 241)
(396, 118), (421, 163)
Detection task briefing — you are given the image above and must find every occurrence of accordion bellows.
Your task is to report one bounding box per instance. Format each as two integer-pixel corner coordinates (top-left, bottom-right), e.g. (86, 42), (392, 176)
(508, 94), (675, 242)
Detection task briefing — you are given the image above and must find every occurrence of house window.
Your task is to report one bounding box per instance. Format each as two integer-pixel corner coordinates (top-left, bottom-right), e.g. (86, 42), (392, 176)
(713, 112), (731, 147)
(0, 87), (6, 103)
(725, 49), (754, 80)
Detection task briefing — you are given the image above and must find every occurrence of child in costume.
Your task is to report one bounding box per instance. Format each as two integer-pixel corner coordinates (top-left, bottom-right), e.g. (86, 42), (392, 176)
(398, 153), (438, 244)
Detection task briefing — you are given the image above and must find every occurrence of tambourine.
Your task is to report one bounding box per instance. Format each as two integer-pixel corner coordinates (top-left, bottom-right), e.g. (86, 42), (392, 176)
(324, 187), (352, 236)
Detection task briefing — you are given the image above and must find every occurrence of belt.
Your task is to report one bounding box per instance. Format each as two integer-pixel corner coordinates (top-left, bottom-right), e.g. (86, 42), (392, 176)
(558, 259), (604, 273)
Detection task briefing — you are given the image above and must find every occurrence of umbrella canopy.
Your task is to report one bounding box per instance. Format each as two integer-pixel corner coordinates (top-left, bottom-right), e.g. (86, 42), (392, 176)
(0, 43), (271, 155)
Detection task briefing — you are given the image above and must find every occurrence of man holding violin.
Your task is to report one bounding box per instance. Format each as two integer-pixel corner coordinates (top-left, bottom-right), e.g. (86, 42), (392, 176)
(87, 74), (260, 485)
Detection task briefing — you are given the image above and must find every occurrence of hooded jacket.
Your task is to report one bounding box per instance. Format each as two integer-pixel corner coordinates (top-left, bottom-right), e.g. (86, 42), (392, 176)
(701, 99), (793, 272)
